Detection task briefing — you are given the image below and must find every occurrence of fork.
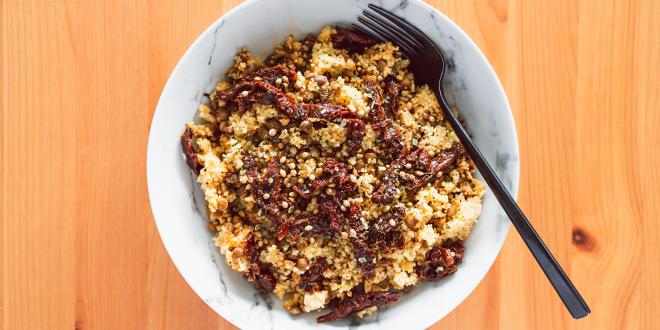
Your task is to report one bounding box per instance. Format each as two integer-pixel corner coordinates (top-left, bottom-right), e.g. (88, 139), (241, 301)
(356, 4), (590, 319)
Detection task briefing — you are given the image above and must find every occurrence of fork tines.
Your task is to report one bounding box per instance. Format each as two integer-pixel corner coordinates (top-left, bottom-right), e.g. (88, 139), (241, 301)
(353, 4), (435, 58)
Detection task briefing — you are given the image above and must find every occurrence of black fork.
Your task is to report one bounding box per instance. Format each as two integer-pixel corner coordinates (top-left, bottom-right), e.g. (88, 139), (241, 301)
(356, 4), (590, 319)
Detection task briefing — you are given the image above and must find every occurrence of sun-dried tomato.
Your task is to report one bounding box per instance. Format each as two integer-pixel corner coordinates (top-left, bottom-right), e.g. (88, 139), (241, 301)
(344, 204), (375, 277)
(416, 240), (465, 281)
(222, 80), (356, 122)
(372, 144), (465, 204)
(242, 65), (297, 87)
(331, 26), (378, 53)
(364, 81), (389, 131)
(345, 118), (366, 152)
(309, 158), (356, 199)
(371, 171), (399, 204)
(299, 260), (327, 292)
(384, 78), (401, 116)
(407, 144), (465, 195)
(297, 103), (354, 121)
(319, 198), (345, 234)
(367, 206), (405, 252)
(291, 184), (312, 200)
(317, 289), (401, 322)
(244, 233), (277, 293)
(222, 80), (298, 114)
(381, 125), (406, 160)
(181, 127), (202, 175)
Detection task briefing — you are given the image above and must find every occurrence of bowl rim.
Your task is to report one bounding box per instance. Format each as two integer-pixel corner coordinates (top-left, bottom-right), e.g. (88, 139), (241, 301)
(147, 0), (520, 328)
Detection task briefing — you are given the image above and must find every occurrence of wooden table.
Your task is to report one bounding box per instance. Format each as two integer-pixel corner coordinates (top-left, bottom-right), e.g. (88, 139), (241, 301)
(2, 0), (658, 329)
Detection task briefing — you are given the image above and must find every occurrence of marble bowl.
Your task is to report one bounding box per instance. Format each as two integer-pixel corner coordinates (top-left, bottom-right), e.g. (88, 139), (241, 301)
(147, 0), (519, 328)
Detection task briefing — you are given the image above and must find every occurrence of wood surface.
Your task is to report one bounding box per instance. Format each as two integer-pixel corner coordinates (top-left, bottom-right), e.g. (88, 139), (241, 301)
(2, 0), (659, 329)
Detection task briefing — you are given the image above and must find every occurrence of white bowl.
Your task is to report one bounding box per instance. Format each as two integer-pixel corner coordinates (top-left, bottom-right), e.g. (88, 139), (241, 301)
(147, 0), (519, 328)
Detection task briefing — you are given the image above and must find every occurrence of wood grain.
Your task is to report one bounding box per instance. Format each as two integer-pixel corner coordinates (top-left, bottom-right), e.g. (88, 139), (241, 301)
(2, 0), (658, 329)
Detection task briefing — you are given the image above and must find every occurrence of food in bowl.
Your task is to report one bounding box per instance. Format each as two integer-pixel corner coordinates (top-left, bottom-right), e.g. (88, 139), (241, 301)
(180, 26), (484, 322)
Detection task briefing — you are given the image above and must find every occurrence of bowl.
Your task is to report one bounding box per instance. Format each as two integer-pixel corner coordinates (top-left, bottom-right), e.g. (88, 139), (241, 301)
(147, 0), (519, 328)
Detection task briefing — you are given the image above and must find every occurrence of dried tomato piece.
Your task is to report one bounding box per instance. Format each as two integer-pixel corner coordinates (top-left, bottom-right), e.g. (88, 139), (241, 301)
(319, 198), (345, 234)
(416, 240), (465, 281)
(222, 79), (356, 122)
(181, 127), (202, 175)
(384, 78), (401, 115)
(331, 26), (378, 53)
(297, 103), (354, 121)
(242, 65), (297, 87)
(346, 204), (376, 277)
(364, 81), (389, 131)
(299, 260), (327, 292)
(345, 118), (366, 152)
(367, 206), (405, 252)
(222, 80), (298, 115)
(244, 233), (277, 293)
(317, 290), (401, 322)
(309, 158), (356, 199)
(372, 144), (464, 204)
(381, 125), (405, 160)
(371, 171), (399, 204)
(291, 184), (312, 200)
(407, 144), (465, 195)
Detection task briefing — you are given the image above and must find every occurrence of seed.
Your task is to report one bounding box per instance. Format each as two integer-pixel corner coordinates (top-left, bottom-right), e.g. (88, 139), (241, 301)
(405, 163), (412, 169)
(232, 248), (243, 258)
(304, 225), (313, 231)
(300, 119), (313, 132)
(280, 169), (287, 177)
(415, 170), (425, 176)
(289, 192), (296, 197)
(280, 156), (287, 163)
(287, 163), (296, 170)
(281, 201), (289, 208)
(301, 151), (309, 158)
(277, 143), (285, 149)
(240, 90), (249, 97)
(217, 110), (229, 122)
(290, 147), (298, 154)
(378, 166), (387, 172)
(268, 177), (274, 184)
(290, 169), (297, 176)
(275, 78), (282, 85)
(268, 128), (277, 136)
(314, 75), (328, 86)
(282, 76), (289, 83)
(429, 115), (436, 122)
(297, 258), (309, 270)
(389, 219), (396, 226)
(325, 188), (334, 195)
(219, 121), (233, 134)
(257, 126), (269, 140)
(263, 193), (270, 200)
(343, 200), (350, 207)
(253, 76), (262, 81)
(341, 232), (349, 239)
(309, 174), (316, 180)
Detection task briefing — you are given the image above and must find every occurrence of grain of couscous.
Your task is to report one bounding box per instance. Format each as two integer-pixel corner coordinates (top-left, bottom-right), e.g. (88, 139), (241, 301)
(180, 26), (484, 322)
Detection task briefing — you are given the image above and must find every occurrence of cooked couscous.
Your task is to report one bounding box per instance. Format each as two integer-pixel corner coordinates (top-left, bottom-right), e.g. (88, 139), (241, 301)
(181, 26), (484, 322)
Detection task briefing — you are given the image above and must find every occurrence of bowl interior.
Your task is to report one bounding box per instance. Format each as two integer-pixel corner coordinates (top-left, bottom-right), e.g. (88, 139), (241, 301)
(147, 0), (519, 329)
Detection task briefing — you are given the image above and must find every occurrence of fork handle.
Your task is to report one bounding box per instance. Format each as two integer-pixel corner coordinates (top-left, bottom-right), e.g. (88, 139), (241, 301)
(432, 88), (590, 319)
